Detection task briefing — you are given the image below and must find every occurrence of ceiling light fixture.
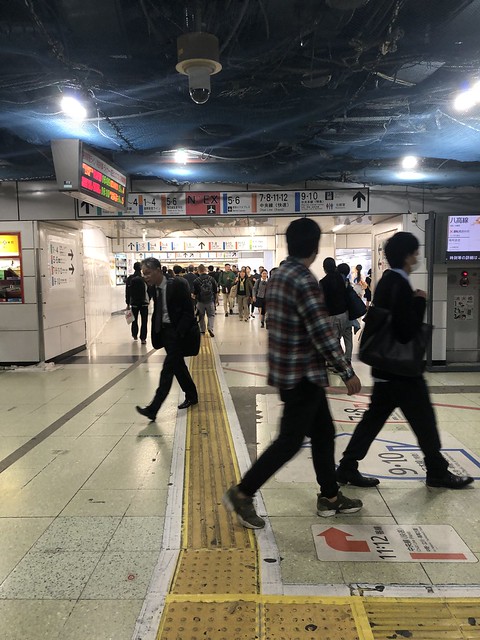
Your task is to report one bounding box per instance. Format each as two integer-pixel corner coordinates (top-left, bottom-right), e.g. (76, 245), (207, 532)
(332, 224), (345, 232)
(401, 155), (418, 170)
(174, 149), (189, 164)
(176, 32), (222, 105)
(60, 95), (87, 121)
(453, 80), (480, 112)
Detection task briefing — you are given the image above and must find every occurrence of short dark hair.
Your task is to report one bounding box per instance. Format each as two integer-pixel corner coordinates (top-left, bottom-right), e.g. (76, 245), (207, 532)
(133, 261), (142, 271)
(173, 264), (182, 275)
(286, 218), (321, 258)
(141, 257), (161, 271)
(337, 263), (350, 277)
(323, 257), (336, 273)
(384, 232), (419, 269)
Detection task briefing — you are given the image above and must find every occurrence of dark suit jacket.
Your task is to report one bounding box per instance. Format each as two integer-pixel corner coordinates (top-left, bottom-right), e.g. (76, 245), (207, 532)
(151, 277), (197, 350)
(371, 269), (426, 379)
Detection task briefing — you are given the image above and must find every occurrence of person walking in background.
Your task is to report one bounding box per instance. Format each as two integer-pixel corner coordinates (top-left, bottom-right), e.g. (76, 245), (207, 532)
(125, 261), (150, 344)
(235, 267), (254, 321)
(336, 232), (474, 489)
(183, 264), (197, 296)
(319, 257), (348, 346)
(218, 263), (236, 317)
(193, 264), (218, 337)
(364, 268), (372, 307)
(223, 218), (362, 529)
(135, 257), (198, 420)
(252, 268), (268, 327)
(337, 263), (360, 364)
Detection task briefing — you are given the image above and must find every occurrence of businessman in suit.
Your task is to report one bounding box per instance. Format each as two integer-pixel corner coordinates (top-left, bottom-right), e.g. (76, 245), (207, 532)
(136, 257), (198, 421)
(336, 232), (473, 490)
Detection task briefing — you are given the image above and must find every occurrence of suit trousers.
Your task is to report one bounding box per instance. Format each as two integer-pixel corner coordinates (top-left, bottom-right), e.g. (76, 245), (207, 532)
(239, 378), (339, 499)
(131, 305), (148, 341)
(339, 377), (448, 477)
(150, 325), (197, 413)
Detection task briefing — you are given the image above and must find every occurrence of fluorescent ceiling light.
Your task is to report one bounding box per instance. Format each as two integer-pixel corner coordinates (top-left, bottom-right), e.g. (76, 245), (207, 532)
(332, 224), (345, 232)
(401, 155), (418, 170)
(174, 149), (188, 164)
(60, 96), (87, 121)
(397, 170), (425, 180)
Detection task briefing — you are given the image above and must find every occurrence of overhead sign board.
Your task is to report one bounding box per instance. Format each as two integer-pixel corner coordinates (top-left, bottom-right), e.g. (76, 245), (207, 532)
(52, 139), (128, 212)
(77, 188), (369, 218)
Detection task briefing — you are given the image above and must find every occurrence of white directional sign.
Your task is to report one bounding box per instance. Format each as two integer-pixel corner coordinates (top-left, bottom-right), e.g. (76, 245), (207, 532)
(82, 188), (370, 218)
(312, 524), (477, 563)
(48, 236), (76, 289)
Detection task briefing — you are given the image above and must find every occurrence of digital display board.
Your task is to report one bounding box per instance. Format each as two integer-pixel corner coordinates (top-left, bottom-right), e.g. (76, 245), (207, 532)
(51, 139), (127, 212)
(446, 215), (480, 262)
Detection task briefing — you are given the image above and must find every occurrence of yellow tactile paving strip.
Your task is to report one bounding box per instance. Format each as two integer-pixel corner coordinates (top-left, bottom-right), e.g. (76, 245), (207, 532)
(155, 336), (480, 640)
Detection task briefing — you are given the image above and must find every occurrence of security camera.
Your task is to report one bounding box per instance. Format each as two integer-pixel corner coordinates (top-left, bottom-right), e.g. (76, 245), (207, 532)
(176, 32), (222, 105)
(186, 63), (212, 105)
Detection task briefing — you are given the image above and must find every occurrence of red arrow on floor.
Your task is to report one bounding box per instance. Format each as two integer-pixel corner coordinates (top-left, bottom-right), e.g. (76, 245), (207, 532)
(318, 527), (370, 552)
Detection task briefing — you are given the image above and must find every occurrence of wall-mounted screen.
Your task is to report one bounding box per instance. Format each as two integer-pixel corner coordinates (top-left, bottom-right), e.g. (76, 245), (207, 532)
(446, 216), (480, 262)
(51, 139), (128, 212)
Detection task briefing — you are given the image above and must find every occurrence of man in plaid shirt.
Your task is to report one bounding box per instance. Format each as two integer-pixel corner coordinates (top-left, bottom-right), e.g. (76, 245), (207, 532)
(223, 218), (363, 528)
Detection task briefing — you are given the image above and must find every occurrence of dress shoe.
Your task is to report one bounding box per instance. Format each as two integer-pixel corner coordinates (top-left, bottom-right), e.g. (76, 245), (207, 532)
(426, 471), (474, 489)
(136, 405), (156, 421)
(178, 398), (199, 410)
(208, 329), (214, 337)
(229, 309), (233, 315)
(225, 313), (228, 317)
(336, 468), (380, 487)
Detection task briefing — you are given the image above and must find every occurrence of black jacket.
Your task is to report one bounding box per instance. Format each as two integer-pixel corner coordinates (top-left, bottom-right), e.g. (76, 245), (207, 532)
(320, 271), (348, 315)
(151, 277), (197, 350)
(125, 272), (148, 306)
(371, 269), (426, 379)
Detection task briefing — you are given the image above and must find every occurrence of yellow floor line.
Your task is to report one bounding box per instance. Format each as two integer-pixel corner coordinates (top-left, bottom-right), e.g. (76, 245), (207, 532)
(155, 335), (480, 640)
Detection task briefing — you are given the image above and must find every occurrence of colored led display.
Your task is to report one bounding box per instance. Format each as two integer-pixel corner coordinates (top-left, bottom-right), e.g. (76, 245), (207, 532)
(81, 161), (126, 207)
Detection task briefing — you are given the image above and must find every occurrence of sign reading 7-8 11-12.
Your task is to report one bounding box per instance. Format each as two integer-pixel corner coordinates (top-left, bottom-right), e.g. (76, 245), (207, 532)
(79, 188), (370, 218)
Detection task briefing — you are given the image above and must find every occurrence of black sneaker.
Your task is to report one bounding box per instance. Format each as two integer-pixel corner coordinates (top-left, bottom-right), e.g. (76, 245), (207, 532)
(317, 490), (363, 517)
(208, 329), (215, 337)
(426, 471), (474, 489)
(336, 468), (380, 487)
(222, 485), (265, 529)
(229, 309), (233, 315)
(225, 313), (228, 317)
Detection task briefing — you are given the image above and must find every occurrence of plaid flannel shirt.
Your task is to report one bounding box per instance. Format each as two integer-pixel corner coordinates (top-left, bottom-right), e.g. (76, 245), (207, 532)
(267, 256), (354, 389)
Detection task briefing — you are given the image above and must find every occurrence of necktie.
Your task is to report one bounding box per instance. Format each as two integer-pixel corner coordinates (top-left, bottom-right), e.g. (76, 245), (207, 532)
(155, 286), (163, 332)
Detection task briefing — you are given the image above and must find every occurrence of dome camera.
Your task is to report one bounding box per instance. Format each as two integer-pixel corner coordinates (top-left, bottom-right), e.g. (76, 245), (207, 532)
(187, 63), (212, 105)
(176, 32), (222, 105)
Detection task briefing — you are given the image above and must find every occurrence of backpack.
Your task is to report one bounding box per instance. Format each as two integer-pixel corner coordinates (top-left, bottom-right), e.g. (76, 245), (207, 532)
(198, 275), (214, 303)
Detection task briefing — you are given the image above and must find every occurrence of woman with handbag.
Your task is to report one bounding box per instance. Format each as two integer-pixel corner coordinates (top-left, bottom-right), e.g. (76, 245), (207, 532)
(336, 232), (473, 490)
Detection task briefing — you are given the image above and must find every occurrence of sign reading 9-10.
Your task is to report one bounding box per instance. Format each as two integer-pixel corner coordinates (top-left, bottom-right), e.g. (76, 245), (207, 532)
(87, 188), (369, 218)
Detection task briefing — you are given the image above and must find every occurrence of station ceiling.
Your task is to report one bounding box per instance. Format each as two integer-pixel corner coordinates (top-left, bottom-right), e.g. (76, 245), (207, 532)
(2, 0), (480, 190)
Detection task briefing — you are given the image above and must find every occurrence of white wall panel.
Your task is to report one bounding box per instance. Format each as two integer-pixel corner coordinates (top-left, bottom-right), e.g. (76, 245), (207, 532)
(43, 326), (61, 362)
(22, 277), (38, 304)
(0, 183), (18, 220)
(0, 331), (40, 362)
(0, 303), (39, 330)
(82, 226), (112, 345)
(17, 182), (76, 220)
(432, 328), (447, 361)
(0, 220), (35, 246)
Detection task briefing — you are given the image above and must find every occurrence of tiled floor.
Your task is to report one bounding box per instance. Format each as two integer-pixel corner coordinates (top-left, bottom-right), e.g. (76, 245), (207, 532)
(0, 305), (479, 639)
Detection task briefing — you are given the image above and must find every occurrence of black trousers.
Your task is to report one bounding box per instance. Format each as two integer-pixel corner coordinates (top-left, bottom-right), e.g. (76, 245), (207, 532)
(131, 305), (148, 341)
(339, 377), (448, 477)
(150, 326), (197, 413)
(239, 378), (339, 499)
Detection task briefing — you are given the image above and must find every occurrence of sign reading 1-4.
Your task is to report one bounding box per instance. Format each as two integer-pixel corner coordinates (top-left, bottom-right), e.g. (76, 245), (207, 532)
(97, 188), (370, 218)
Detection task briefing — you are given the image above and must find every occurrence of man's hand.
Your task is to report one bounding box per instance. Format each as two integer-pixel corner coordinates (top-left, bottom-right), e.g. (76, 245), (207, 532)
(414, 289), (427, 299)
(344, 374), (361, 396)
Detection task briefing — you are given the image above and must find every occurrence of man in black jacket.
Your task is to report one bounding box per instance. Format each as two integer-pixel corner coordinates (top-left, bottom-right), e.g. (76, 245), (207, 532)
(135, 257), (198, 421)
(125, 262), (149, 343)
(320, 257), (348, 345)
(336, 232), (473, 489)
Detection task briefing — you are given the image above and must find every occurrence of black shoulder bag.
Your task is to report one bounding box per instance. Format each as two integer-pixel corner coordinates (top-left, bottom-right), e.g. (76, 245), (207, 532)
(346, 283), (367, 320)
(359, 306), (432, 376)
